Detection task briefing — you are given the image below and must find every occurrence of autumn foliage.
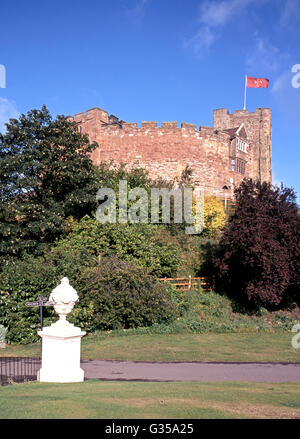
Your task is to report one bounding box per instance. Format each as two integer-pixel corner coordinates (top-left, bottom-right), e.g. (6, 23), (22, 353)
(203, 195), (226, 235)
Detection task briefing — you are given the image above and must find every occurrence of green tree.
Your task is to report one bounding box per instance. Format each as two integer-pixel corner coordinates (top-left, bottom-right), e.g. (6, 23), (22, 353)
(0, 106), (98, 263)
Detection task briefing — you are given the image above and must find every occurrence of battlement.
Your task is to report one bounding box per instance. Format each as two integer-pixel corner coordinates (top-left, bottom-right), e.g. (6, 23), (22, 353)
(70, 105), (272, 197)
(214, 107), (271, 117)
(73, 107), (109, 123)
(71, 107), (235, 142)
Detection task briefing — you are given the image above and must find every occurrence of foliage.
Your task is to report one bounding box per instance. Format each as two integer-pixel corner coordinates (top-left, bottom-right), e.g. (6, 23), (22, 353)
(108, 289), (299, 335)
(213, 179), (300, 310)
(0, 247), (95, 344)
(70, 257), (178, 332)
(203, 195), (226, 235)
(56, 216), (180, 277)
(0, 106), (98, 265)
(94, 161), (153, 192)
(0, 244), (178, 343)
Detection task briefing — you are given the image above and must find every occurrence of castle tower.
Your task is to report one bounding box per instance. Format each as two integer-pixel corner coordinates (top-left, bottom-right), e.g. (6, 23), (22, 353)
(213, 108), (272, 183)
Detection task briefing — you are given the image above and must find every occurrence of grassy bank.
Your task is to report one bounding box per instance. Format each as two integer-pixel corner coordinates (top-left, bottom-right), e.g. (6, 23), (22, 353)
(0, 380), (299, 419)
(2, 332), (299, 363)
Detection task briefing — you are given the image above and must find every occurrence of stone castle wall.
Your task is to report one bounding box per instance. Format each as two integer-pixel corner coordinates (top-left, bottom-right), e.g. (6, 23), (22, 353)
(70, 106), (272, 198)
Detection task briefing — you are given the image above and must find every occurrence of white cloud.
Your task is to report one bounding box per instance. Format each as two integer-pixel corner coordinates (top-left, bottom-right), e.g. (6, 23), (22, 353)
(246, 36), (283, 74)
(185, 0), (255, 55)
(125, 0), (148, 25)
(0, 98), (19, 133)
(271, 71), (291, 93)
(279, 0), (300, 26)
(183, 26), (216, 55)
(199, 0), (253, 27)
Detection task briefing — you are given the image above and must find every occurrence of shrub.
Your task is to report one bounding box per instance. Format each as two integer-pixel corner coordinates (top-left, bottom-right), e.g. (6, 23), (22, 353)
(70, 257), (178, 332)
(56, 216), (180, 278)
(213, 179), (300, 310)
(0, 247), (95, 344)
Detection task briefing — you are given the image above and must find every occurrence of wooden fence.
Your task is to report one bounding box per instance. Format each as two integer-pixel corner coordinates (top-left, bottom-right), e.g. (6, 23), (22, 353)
(160, 276), (210, 292)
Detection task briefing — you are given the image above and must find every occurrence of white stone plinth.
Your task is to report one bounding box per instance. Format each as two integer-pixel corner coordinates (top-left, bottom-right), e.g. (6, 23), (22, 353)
(38, 324), (86, 383)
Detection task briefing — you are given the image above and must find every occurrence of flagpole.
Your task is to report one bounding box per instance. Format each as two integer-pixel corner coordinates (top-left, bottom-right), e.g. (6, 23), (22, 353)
(243, 75), (247, 110)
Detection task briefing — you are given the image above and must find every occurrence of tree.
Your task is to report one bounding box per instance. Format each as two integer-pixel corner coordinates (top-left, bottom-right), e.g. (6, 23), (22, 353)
(213, 179), (300, 310)
(0, 106), (98, 263)
(203, 195), (226, 236)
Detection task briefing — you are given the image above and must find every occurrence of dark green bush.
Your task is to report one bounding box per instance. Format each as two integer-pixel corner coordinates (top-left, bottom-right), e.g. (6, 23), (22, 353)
(0, 246), (95, 344)
(71, 257), (178, 332)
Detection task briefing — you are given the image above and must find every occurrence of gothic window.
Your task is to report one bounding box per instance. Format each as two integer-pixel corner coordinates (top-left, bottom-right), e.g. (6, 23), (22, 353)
(231, 159), (236, 171)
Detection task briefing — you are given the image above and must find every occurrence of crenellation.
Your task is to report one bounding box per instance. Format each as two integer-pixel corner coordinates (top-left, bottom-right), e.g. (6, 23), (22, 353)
(161, 122), (177, 128)
(181, 122), (196, 130)
(70, 106), (272, 199)
(141, 122), (157, 128)
(73, 112), (85, 122)
(233, 109), (248, 115)
(122, 122), (138, 129)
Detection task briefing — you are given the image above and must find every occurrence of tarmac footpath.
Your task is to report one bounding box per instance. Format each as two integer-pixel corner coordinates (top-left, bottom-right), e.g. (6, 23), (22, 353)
(80, 360), (300, 382)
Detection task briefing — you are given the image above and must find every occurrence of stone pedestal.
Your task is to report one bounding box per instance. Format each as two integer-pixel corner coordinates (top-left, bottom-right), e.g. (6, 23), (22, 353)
(38, 324), (86, 383)
(37, 277), (86, 383)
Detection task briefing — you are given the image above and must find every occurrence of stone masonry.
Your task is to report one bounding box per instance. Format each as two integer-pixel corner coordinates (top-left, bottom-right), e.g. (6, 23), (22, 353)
(70, 107), (272, 199)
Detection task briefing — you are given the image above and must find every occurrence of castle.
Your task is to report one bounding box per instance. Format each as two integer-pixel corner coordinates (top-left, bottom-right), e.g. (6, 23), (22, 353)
(71, 107), (272, 198)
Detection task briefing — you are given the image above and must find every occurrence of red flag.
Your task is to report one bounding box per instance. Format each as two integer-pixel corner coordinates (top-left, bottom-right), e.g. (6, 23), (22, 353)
(246, 77), (269, 88)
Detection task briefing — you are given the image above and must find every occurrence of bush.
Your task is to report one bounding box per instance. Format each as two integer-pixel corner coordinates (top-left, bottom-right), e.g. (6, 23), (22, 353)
(213, 179), (300, 310)
(70, 257), (178, 332)
(0, 247), (95, 344)
(56, 216), (180, 278)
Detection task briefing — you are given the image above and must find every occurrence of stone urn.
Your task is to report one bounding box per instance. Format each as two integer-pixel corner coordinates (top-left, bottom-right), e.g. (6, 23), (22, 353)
(38, 277), (86, 383)
(49, 277), (79, 327)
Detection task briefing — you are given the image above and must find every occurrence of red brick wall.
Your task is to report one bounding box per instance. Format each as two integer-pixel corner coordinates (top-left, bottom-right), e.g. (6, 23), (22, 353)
(70, 106), (272, 199)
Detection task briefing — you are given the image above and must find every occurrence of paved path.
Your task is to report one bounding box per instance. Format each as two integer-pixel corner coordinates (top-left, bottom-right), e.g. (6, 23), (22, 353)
(81, 360), (300, 382)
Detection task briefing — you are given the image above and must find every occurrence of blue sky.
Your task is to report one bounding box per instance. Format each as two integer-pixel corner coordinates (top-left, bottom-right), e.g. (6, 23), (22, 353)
(0, 0), (299, 202)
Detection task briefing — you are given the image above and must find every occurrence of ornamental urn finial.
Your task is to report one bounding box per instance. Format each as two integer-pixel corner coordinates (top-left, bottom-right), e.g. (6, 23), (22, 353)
(49, 277), (79, 327)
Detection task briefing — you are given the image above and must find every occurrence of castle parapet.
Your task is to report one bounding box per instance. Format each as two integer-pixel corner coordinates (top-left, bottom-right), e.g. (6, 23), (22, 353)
(72, 107), (109, 124)
(73, 112), (85, 122)
(141, 122), (157, 128)
(181, 122), (196, 130)
(122, 122), (138, 130)
(161, 122), (177, 128)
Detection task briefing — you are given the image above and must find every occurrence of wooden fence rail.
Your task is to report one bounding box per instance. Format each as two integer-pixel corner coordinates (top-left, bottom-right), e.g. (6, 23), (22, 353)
(160, 276), (210, 292)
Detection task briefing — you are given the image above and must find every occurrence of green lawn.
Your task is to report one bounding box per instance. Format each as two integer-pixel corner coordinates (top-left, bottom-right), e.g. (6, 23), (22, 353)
(1, 331), (299, 363)
(0, 380), (299, 419)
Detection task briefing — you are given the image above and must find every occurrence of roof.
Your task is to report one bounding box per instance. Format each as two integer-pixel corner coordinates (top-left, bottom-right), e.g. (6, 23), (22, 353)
(222, 123), (248, 140)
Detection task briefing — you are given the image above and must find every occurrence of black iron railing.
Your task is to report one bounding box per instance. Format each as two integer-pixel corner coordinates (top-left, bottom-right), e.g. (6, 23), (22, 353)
(0, 357), (41, 386)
